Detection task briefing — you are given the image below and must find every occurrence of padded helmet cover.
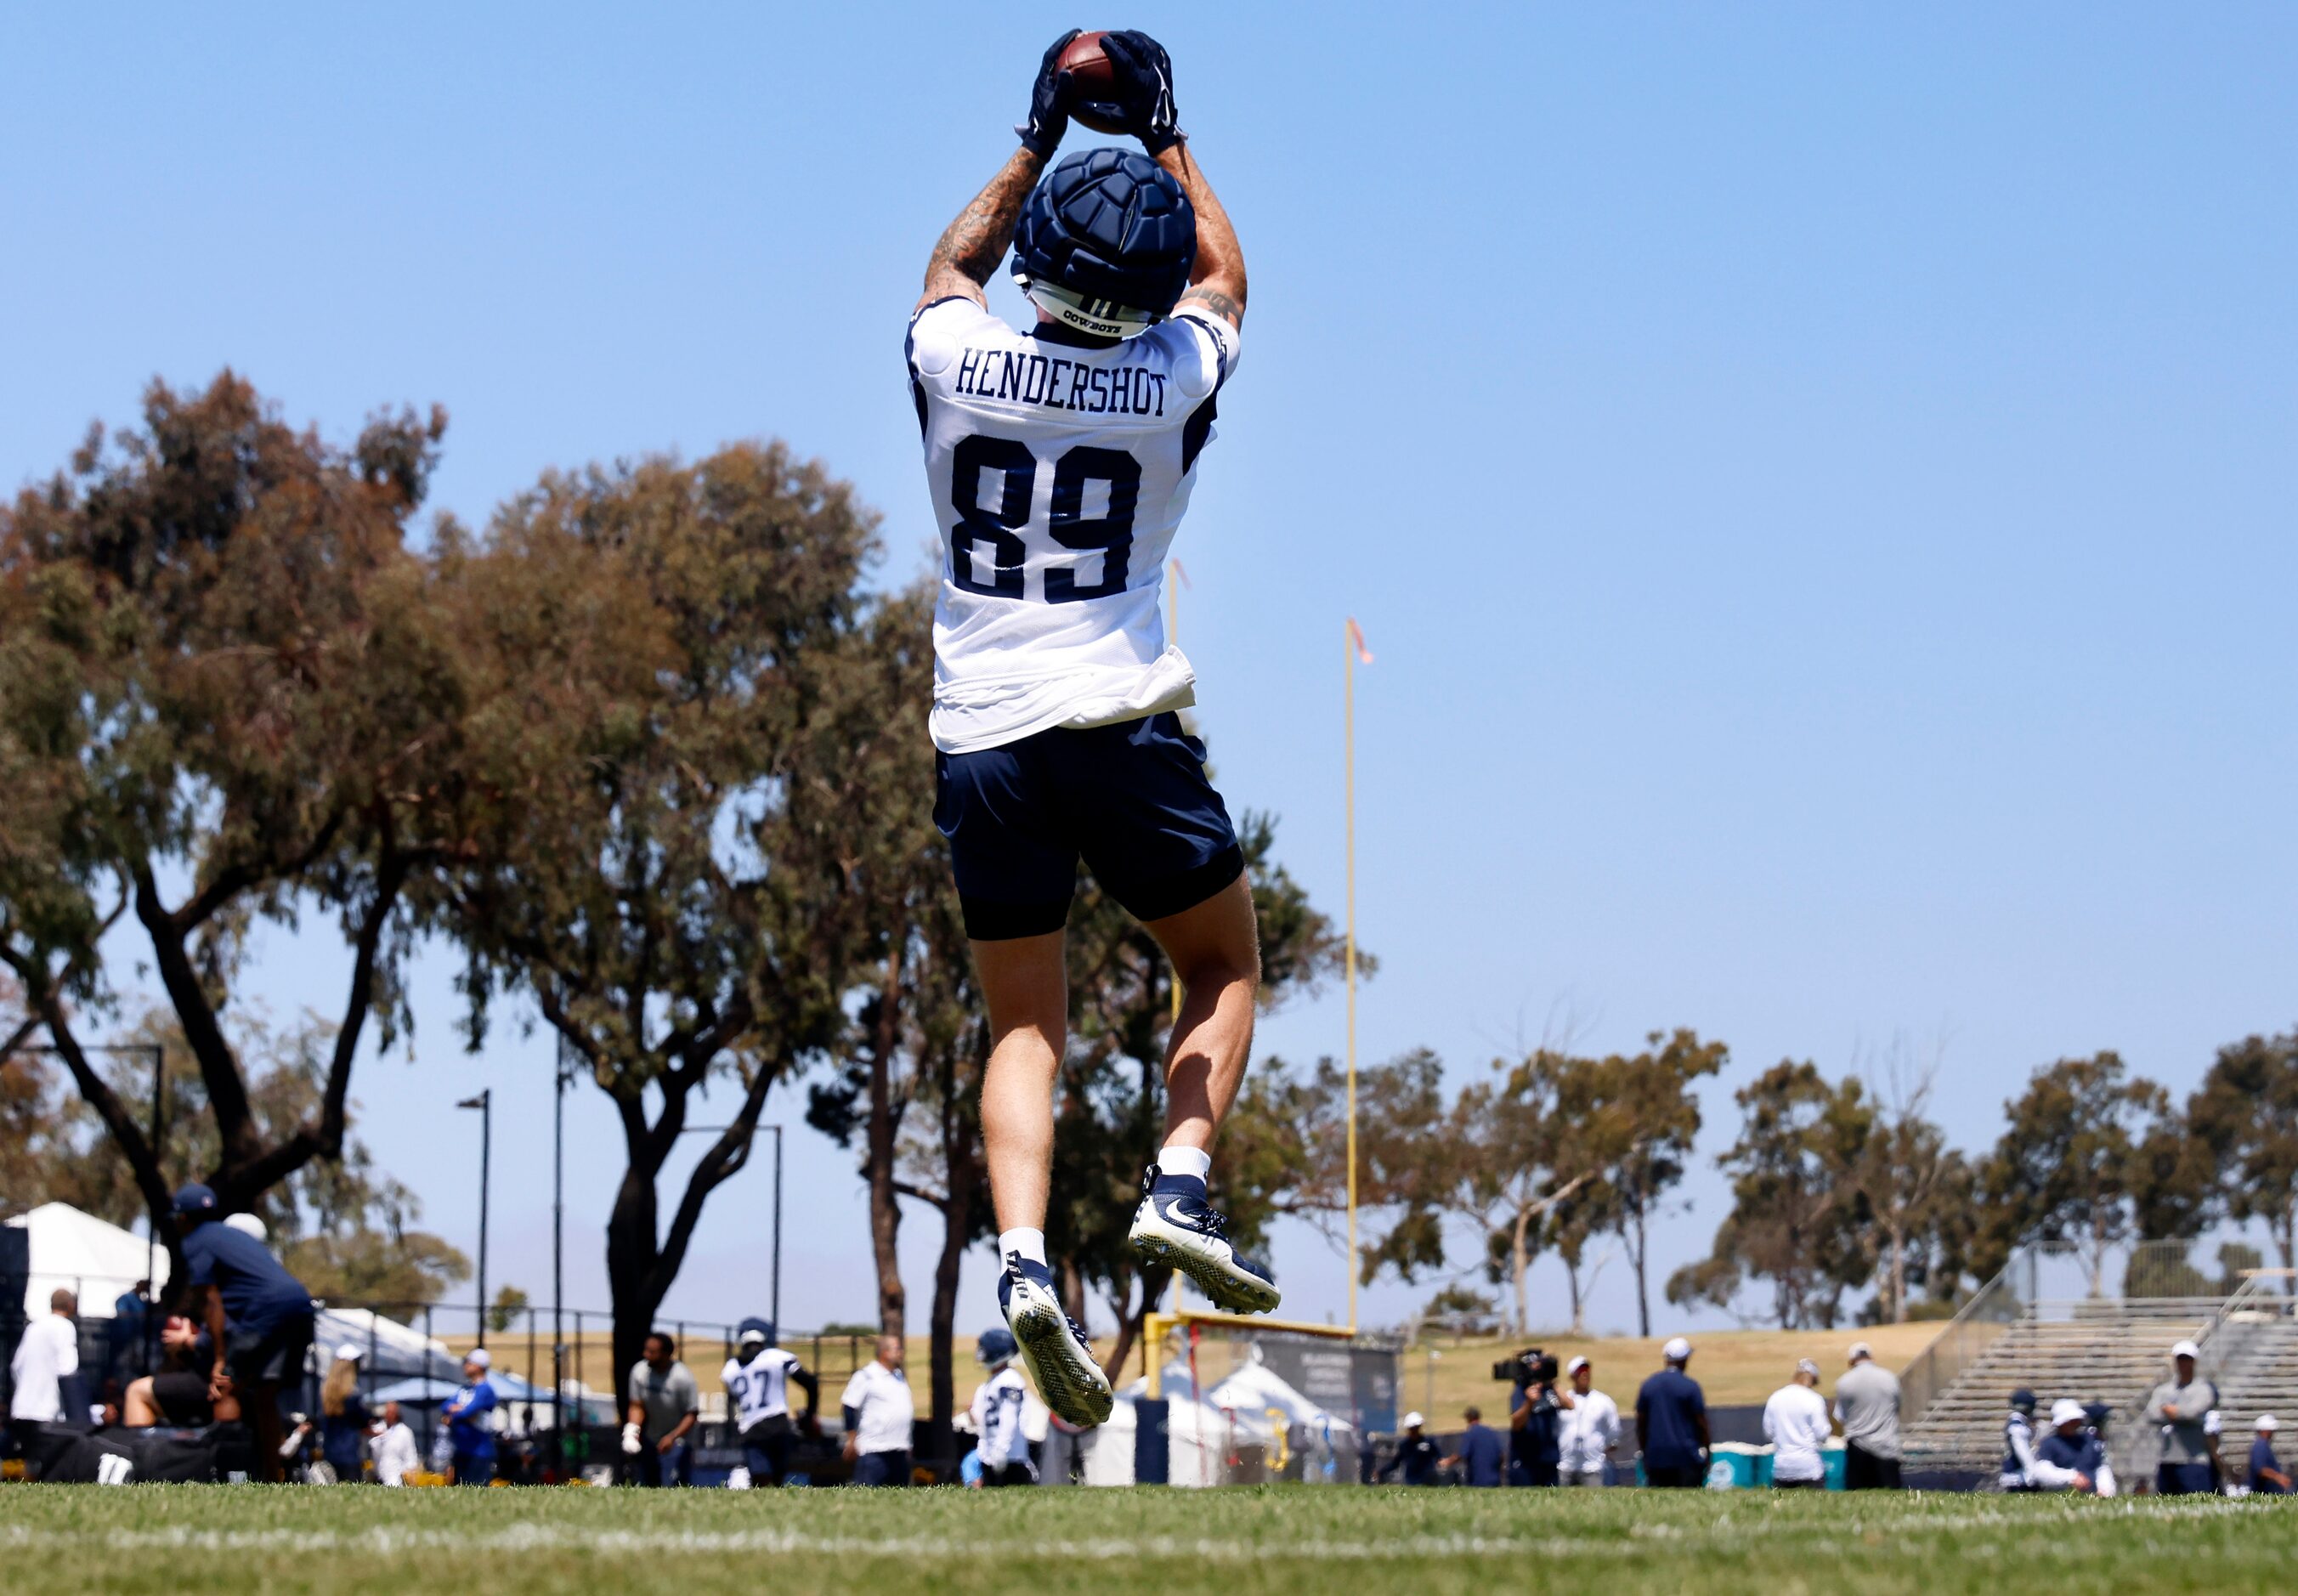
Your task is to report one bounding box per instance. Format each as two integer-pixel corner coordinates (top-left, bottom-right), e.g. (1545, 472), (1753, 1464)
(1011, 147), (1196, 337)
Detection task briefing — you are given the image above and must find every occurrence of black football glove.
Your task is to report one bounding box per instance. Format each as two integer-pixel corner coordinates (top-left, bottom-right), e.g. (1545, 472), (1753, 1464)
(1097, 30), (1183, 153)
(1016, 28), (1084, 159)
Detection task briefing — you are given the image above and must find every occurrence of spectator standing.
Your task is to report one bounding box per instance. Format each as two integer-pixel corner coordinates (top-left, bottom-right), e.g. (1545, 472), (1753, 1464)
(443, 1349), (501, 1486)
(1636, 1337), (1711, 1487)
(108, 1279), (151, 1384)
(1380, 1412), (1440, 1485)
(2034, 1399), (2114, 1495)
(1451, 1404), (1507, 1487)
(1831, 1340), (1901, 1490)
(320, 1345), (372, 1482)
(839, 1334), (916, 1486)
(8, 1288), (80, 1454)
(173, 1183), (314, 1484)
(1509, 1357), (1571, 1486)
(624, 1331), (700, 1487)
(2142, 1338), (2221, 1497)
(1763, 1359), (1832, 1490)
(2249, 1415), (2290, 1495)
(1556, 1356), (1620, 1486)
(371, 1401), (421, 1486)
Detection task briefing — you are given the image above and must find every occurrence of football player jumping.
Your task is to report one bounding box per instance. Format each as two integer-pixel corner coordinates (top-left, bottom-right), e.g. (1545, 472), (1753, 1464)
(907, 30), (1274, 1428)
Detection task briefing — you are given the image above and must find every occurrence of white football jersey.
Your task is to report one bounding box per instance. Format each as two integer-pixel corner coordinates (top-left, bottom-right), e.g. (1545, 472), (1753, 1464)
(722, 1346), (801, 1429)
(907, 296), (1240, 755)
(969, 1366), (1031, 1469)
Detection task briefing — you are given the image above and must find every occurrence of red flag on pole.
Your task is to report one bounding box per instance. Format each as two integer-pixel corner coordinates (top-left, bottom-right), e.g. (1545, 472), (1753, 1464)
(1347, 616), (1374, 665)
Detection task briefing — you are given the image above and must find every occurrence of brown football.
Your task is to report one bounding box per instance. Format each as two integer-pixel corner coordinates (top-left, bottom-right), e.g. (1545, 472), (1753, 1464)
(1058, 31), (1127, 135)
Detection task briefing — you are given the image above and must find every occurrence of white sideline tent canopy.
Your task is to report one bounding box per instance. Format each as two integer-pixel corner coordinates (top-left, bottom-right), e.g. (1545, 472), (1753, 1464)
(308, 1306), (461, 1383)
(5, 1202), (170, 1319)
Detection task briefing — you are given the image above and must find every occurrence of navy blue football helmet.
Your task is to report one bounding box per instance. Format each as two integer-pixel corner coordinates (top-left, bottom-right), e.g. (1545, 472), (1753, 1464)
(1010, 147), (1196, 340)
(976, 1325), (1019, 1366)
(737, 1316), (774, 1350)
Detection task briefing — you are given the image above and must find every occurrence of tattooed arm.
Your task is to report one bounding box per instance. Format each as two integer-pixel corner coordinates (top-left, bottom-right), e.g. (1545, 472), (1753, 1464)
(916, 149), (1043, 314)
(1155, 143), (1246, 331)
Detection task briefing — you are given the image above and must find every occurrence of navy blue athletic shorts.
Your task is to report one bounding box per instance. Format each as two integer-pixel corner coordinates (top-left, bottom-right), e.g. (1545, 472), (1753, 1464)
(935, 712), (1244, 940)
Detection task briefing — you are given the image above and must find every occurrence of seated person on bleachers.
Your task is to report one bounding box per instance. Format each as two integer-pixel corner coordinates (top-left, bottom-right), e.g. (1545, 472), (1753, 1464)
(122, 1315), (241, 1428)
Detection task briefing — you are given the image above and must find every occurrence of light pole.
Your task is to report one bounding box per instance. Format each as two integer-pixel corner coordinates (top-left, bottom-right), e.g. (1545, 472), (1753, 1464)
(12, 1040), (165, 1367)
(552, 1035), (569, 1475)
(457, 1089), (492, 1348)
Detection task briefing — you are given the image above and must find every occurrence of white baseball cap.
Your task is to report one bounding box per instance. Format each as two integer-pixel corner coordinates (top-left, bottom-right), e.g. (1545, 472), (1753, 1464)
(2051, 1399), (2088, 1427)
(334, 1344), (364, 1362)
(1797, 1358), (1821, 1379)
(1401, 1411), (1425, 1429)
(1847, 1341), (1872, 1361)
(2257, 1415), (2278, 1433)
(2171, 1339), (2200, 1361)
(465, 1347), (491, 1371)
(1566, 1355), (1590, 1376)
(1663, 1337), (1692, 1362)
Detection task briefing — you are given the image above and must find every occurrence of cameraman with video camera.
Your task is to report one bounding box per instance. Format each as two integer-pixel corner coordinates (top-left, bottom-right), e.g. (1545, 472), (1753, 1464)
(1497, 1347), (1574, 1487)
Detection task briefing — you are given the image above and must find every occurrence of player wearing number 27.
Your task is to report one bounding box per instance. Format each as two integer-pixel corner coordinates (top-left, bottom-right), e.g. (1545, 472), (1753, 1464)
(907, 30), (1273, 1429)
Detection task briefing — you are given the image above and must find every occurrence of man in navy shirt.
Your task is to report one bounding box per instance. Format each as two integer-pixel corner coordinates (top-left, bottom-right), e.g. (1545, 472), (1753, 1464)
(1378, 1412), (1441, 1485)
(173, 1182), (314, 1482)
(2250, 1415), (2290, 1495)
(1636, 1337), (1711, 1488)
(1449, 1404), (1507, 1486)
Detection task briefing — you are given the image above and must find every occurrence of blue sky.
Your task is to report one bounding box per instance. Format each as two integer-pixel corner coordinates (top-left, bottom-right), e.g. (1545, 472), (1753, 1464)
(4, 3), (2292, 1343)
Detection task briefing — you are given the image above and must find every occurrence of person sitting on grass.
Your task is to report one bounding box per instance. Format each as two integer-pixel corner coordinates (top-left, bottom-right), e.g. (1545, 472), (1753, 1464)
(2032, 1399), (2115, 1496)
(2250, 1416), (2290, 1496)
(122, 1313), (237, 1428)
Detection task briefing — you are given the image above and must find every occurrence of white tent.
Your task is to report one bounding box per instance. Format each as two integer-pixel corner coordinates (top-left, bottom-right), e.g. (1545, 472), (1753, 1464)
(5, 1202), (170, 1319)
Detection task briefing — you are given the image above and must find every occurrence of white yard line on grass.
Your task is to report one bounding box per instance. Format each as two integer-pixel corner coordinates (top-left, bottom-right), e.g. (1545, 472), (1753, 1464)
(0, 1499), (2277, 1563)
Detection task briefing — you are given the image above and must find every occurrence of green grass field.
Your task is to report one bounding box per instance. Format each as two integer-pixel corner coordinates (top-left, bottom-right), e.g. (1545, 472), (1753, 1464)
(3, 1486), (2292, 1595)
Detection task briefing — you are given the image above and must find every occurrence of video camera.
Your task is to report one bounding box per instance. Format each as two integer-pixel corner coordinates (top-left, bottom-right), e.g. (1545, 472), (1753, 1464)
(1491, 1349), (1560, 1388)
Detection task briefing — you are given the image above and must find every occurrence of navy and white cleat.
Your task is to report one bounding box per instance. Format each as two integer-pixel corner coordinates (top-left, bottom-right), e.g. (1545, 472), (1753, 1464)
(1128, 1164), (1282, 1315)
(999, 1254), (1113, 1428)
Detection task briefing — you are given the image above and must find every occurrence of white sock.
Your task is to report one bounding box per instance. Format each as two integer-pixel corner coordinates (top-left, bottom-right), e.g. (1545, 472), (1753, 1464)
(1158, 1145), (1212, 1182)
(999, 1227), (1047, 1267)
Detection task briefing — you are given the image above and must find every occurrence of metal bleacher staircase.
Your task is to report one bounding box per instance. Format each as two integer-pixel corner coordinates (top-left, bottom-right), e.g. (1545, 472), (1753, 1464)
(1900, 1246), (2296, 1486)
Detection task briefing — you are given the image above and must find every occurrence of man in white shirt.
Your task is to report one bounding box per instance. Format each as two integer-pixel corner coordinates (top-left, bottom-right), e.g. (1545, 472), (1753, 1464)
(370, 1400), (421, 1486)
(9, 1289), (80, 1433)
(840, 1335), (917, 1487)
(1763, 1358), (1833, 1489)
(1557, 1356), (1621, 1486)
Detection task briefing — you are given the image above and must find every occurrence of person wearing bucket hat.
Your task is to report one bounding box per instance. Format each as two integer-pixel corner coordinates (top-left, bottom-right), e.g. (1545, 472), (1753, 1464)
(173, 1181), (314, 1483)
(2032, 1399), (2114, 1495)
(2143, 1338), (2222, 1496)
